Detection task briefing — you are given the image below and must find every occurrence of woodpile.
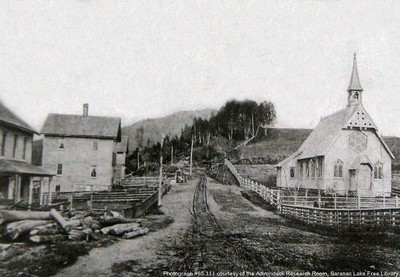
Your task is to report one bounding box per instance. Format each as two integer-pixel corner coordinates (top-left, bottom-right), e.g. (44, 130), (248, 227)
(1, 209), (151, 244)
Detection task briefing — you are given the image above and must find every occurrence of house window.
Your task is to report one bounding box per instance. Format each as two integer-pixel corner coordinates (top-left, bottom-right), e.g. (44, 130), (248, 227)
(22, 137), (28, 160)
(57, 164), (63, 175)
(58, 138), (64, 150)
(290, 167), (295, 178)
(93, 140), (98, 150)
(91, 165), (97, 178)
(334, 160), (343, 178)
(55, 185), (61, 198)
(1, 130), (6, 156)
(310, 159), (316, 178)
(374, 162), (383, 179)
(12, 134), (18, 158)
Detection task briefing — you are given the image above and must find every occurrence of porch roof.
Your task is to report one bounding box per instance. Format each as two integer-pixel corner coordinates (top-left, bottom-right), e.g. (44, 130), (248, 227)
(0, 159), (55, 176)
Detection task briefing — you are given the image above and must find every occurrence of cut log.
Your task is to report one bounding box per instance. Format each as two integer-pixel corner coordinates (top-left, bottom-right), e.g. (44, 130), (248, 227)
(82, 217), (101, 230)
(1, 210), (51, 223)
(6, 220), (51, 240)
(100, 222), (140, 236)
(67, 219), (81, 228)
(30, 234), (67, 244)
(50, 209), (71, 231)
(68, 228), (93, 241)
(69, 212), (92, 221)
(30, 224), (61, 236)
(100, 213), (129, 226)
(122, 227), (149, 239)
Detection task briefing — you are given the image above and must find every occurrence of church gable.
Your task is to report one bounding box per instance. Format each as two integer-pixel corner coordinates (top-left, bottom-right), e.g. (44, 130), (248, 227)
(345, 106), (377, 131)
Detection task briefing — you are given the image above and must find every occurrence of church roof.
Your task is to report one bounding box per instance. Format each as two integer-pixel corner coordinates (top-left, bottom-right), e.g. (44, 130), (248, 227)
(348, 53), (363, 92)
(41, 113), (121, 140)
(277, 104), (394, 167)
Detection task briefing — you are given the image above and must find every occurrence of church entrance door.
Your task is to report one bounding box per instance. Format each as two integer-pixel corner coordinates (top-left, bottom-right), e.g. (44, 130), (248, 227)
(357, 164), (372, 195)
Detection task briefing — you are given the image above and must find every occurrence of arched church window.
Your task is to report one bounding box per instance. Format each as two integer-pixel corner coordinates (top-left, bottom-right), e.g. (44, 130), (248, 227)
(310, 159), (315, 178)
(334, 160), (343, 178)
(374, 162), (383, 179)
(299, 162), (303, 178)
(317, 157), (323, 177)
(305, 160), (310, 178)
(354, 92), (359, 100)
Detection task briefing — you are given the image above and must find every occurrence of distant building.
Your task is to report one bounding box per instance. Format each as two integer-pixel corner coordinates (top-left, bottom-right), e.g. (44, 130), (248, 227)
(115, 136), (129, 181)
(277, 55), (394, 196)
(41, 104), (121, 192)
(0, 100), (54, 205)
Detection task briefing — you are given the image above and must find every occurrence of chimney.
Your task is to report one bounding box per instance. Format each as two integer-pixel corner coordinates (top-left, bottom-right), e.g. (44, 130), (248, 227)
(83, 103), (89, 117)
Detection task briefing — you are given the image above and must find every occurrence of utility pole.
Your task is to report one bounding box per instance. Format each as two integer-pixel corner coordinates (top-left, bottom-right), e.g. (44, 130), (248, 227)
(190, 136), (194, 176)
(158, 135), (164, 206)
(137, 150), (140, 170)
(171, 145), (174, 165)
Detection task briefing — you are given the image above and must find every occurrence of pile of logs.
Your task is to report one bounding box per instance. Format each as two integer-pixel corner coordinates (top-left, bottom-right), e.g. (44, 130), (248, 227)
(1, 209), (149, 244)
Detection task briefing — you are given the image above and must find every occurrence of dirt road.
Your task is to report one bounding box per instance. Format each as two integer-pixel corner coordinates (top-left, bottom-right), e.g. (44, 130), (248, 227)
(58, 174), (400, 276)
(56, 177), (197, 277)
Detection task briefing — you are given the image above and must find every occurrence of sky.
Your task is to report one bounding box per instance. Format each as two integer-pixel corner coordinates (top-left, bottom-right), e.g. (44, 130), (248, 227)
(0, 1), (399, 136)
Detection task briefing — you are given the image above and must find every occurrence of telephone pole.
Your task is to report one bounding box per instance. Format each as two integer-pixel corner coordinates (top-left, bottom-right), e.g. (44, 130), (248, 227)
(158, 135), (164, 206)
(189, 136), (194, 176)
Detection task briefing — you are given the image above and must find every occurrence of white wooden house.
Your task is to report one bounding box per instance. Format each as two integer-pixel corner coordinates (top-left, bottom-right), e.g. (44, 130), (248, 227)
(40, 104), (121, 193)
(277, 55), (394, 196)
(0, 100), (54, 206)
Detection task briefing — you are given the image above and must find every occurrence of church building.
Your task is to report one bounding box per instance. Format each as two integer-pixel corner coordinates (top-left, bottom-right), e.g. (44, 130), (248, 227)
(276, 55), (394, 197)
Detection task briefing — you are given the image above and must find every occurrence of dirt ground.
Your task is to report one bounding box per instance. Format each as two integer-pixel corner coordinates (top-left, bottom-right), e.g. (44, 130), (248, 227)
(3, 173), (400, 276)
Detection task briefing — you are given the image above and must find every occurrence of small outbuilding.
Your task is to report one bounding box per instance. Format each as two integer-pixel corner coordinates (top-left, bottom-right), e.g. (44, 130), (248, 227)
(277, 55), (394, 197)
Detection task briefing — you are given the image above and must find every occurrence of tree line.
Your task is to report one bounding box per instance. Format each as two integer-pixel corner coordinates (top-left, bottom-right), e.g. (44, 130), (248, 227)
(127, 99), (276, 173)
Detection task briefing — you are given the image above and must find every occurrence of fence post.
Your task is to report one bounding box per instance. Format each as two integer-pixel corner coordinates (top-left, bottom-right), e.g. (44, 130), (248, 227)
(90, 185), (93, 211)
(383, 193), (386, 208)
(70, 184), (74, 211)
(334, 193), (337, 209)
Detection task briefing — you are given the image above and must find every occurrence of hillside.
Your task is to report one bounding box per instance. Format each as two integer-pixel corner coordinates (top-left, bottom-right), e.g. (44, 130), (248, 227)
(122, 108), (216, 153)
(237, 128), (312, 162)
(237, 128), (400, 166)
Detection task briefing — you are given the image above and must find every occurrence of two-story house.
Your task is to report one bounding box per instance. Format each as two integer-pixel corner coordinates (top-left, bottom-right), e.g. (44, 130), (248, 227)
(41, 104), (121, 192)
(0, 100), (54, 206)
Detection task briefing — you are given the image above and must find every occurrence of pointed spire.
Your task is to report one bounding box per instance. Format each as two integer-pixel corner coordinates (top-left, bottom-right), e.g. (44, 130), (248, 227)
(347, 53), (363, 92)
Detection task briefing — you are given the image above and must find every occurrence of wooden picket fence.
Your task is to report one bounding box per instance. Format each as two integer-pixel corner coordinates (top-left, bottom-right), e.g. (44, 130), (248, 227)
(224, 159), (280, 206)
(281, 205), (400, 228)
(224, 158), (400, 228)
(280, 194), (400, 209)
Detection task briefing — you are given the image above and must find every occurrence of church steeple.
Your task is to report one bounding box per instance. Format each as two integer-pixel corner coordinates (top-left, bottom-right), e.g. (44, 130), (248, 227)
(347, 53), (363, 106)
